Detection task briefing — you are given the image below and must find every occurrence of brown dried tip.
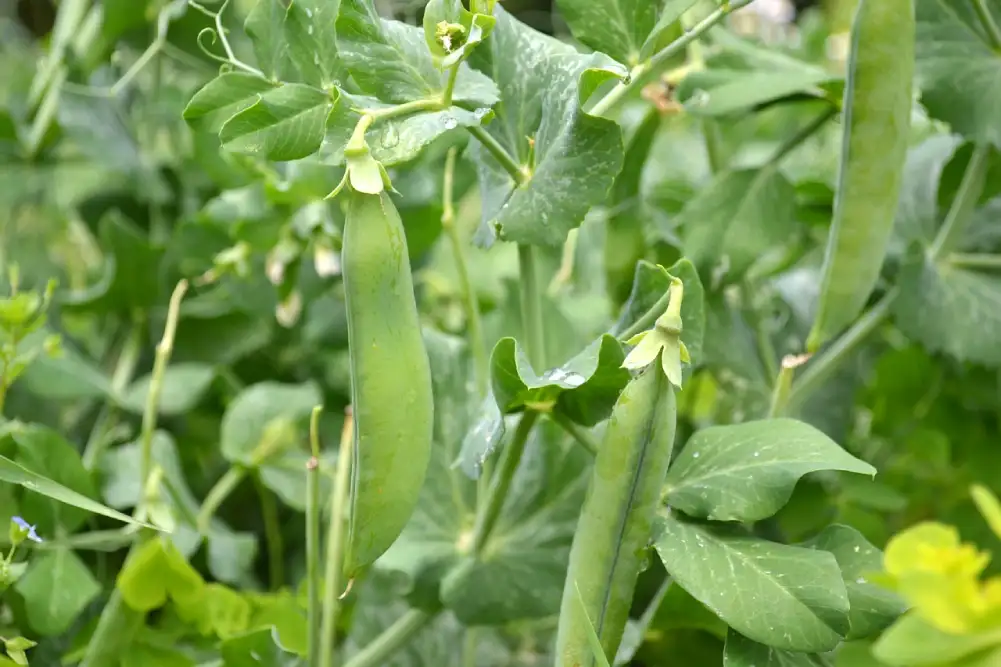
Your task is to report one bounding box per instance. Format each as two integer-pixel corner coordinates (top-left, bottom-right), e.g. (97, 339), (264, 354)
(641, 83), (683, 115)
(306, 456), (319, 471)
(339, 578), (355, 600)
(781, 353), (812, 369)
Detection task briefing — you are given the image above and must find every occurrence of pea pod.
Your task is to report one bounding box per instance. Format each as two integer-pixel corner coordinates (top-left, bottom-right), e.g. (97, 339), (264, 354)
(555, 361), (678, 666)
(807, 0), (914, 352)
(342, 190), (434, 576)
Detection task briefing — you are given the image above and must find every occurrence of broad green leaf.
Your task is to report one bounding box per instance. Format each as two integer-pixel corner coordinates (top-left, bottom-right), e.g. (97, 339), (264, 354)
(655, 515), (851, 652)
(894, 253), (1001, 366)
(468, 6), (626, 248)
(284, 0), (344, 89)
(916, 1), (1001, 145)
(554, 0), (661, 66)
(664, 418), (875, 522)
(19, 338), (112, 401)
(118, 363), (216, 416)
(15, 549), (100, 636)
(120, 645), (196, 667)
(221, 627), (298, 666)
(245, 0), (290, 80)
(219, 84), (332, 162)
(13, 425), (97, 533)
(680, 69), (838, 117)
(613, 259), (705, 368)
(0, 452), (148, 528)
(891, 135), (962, 252)
(176, 582), (252, 639)
(801, 525), (906, 640)
(182, 74), (279, 132)
(873, 613), (1001, 666)
(246, 591), (309, 655)
(220, 381), (321, 464)
(456, 393), (506, 479)
(489, 334), (630, 426)
(321, 93), (493, 167)
(679, 167), (797, 278)
(117, 537), (204, 612)
(723, 629), (818, 667)
(336, 0), (498, 105)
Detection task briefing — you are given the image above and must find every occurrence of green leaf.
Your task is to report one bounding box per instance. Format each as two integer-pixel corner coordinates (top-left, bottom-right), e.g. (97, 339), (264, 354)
(679, 167), (797, 278)
(801, 525), (906, 640)
(336, 0), (498, 105)
(894, 253), (1001, 366)
(219, 84), (333, 162)
(873, 613), (1001, 666)
(655, 514), (850, 652)
(680, 69), (838, 117)
(664, 418), (875, 522)
(891, 135), (962, 251)
(183, 73), (279, 132)
(322, 93), (493, 167)
(489, 334), (629, 426)
(613, 259), (705, 368)
(723, 629), (818, 667)
(12, 424), (97, 534)
(284, 0), (344, 89)
(469, 6), (626, 247)
(916, 1), (1001, 145)
(118, 363), (216, 416)
(641, 0), (700, 59)
(574, 582), (613, 667)
(19, 338), (112, 401)
(14, 549), (100, 636)
(554, 0), (661, 66)
(456, 393), (506, 479)
(245, 0), (290, 80)
(116, 537), (205, 612)
(221, 627), (299, 666)
(220, 381), (321, 464)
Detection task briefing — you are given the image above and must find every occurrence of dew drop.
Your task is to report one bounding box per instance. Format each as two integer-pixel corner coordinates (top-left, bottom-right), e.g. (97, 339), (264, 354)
(692, 452), (700, 459)
(563, 372), (585, 388)
(304, 7), (313, 17)
(313, 53), (321, 66)
(443, 115), (458, 130)
(307, 25), (314, 35)
(856, 577), (867, 584)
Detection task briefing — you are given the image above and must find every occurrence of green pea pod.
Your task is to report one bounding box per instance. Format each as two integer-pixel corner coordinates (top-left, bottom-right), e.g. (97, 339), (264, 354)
(555, 361), (677, 667)
(807, 0), (914, 352)
(342, 190), (434, 576)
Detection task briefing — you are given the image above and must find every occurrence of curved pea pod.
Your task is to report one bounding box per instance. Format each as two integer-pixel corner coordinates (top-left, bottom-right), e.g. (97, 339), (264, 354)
(807, 0), (914, 352)
(342, 190), (434, 576)
(555, 361), (678, 667)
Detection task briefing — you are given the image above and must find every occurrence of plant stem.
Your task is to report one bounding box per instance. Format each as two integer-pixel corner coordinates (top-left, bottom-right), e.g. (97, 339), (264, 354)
(442, 149), (488, 395)
(948, 253), (1001, 271)
(742, 283), (779, 384)
(616, 288), (672, 341)
(78, 587), (144, 667)
(442, 64), (460, 107)
(83, 324), (144, 470)
(973, 0), (1001, 50)
(196, 466), (247, 534)
(466, 126), (526, 184)
(472, 410), (539, 553)
(319, 408), (355, 667)
(550, 412), (599, 456)
(366, 97), (442, 122)
(306, 406), (323, 667)
(343, 608), (439, 667)
(589, 0), (755, 118)
(766, 105), (838, 166)
(140, 280), (188, 492)
(518, 244), (546, 371)
(254, 473), (284, 590)
(930, 142), (991, 259)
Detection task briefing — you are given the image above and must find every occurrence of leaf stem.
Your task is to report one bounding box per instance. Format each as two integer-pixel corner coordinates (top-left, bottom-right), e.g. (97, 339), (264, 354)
(616, 288), (672, 341)
(78, 586), (144, 667)
(365, 97), (443, 122)
(948, 253), (1001, 271)
(930, 142), (991, 259)
(343, 609), (439, 667)
(83, 324), (144, 470)
(589, 0), (755, 117)
(766, 105), (838, 167)
(973, 0), (1001, 51)
(466, 126), (526, 184)
(319, 408), (354, 667)
(550, 412), (599, 456)
(442, 64), (461, 107)
(254, 473), (284, 590)
(518, 244), (547, 371)
(442, 148), (488, 395)
(742, 282), (779, 384)
(306, 406), (323, 667)
(196, 465), (247, 534)
(472, 410), (539, 553)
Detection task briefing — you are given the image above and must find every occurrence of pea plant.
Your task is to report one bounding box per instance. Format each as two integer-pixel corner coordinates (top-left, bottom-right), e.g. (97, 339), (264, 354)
(2, 0), (1001, 665)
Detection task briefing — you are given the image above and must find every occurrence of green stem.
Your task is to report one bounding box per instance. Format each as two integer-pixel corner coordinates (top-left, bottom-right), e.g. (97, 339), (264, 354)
(366, 97), (442, 122)
(766, 105), (838, 166)
(442, 149), (488, 396)
(196, 466), (247, 535)
(472, 410), (539, 553)
(78, 586), (144, 667)
(442, 64), (460, 107)
(948, 253), (1001, 271)
(319, 409), (354, 667)
(140, 281), (188, 494)
(616, 288), (672, 341)
(83, 324), (144, 470)
(930, 143), (991, 259)
(255, 473), (284, 591)
(466, 126), (526, 184)
(550, 412), (599, 456)
(768, 355), (806, 418)
(518, 245), (546, 371)
(306, 406), (323, 667)
(741, 283), (779, 384)
(343, 609), (439, 667)
(973, 0), (1001, 51)
(589, 0), (755, 117)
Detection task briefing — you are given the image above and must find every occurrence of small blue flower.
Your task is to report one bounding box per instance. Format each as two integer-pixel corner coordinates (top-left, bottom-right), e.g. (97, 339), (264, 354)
(10, 517), (42, 544)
